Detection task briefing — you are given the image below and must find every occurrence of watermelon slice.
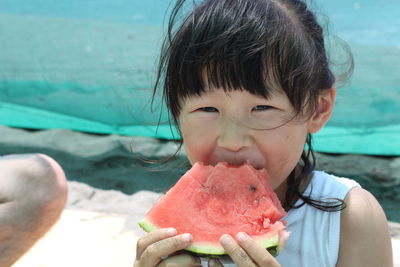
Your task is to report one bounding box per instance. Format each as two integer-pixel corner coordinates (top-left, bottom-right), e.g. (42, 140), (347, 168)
(139, 162), (289, 256)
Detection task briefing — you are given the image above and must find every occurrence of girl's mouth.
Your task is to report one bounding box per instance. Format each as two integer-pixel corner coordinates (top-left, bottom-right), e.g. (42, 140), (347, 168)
(208, 147), (267, 170)
(208, 158), (266, 170)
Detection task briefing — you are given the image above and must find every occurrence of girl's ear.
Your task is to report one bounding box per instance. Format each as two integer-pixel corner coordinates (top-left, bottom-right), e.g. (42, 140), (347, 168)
(308, 87), (336, 134)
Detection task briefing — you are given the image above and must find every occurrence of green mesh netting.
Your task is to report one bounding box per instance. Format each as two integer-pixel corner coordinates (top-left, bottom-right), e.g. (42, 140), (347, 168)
(0, 0), (399, 155)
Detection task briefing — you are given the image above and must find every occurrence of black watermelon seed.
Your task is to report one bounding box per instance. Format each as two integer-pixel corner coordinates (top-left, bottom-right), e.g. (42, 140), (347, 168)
(249, 185), (257, 192)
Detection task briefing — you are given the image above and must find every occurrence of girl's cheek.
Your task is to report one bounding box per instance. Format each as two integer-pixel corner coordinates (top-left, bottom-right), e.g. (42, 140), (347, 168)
(185, 147), (207, 166)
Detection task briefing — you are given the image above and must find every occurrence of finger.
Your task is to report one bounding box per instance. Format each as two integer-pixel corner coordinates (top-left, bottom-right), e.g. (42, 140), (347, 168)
(140, 233), (193, 266)
(158, 253), (201, 267)
(208, 258), (224, 267)
(219, 234), (255, 267)
(236, 232), (280, 266)
(136, 228), (177, 257)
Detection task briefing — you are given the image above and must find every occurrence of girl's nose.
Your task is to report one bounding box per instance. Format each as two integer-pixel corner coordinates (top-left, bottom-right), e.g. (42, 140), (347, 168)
(217, 120), (253, 152)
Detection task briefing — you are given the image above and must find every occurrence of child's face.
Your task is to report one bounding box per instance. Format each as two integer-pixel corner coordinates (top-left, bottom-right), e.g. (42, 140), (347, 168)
(178, 88), (327, 191)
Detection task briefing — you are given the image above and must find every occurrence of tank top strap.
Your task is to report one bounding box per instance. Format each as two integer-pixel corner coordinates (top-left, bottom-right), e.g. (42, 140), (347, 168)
(276, 171), (361, 267)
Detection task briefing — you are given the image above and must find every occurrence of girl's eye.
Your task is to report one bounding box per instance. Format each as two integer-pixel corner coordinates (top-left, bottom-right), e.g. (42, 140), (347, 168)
(252, 105), (272, 111)
(198, 107), (218, 112)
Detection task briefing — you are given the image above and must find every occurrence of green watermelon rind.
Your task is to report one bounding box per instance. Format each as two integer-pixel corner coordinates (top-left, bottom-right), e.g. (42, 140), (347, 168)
(138, 217), (281, 257)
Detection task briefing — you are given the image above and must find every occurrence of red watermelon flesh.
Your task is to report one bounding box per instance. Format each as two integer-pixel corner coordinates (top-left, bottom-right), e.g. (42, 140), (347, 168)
(139, 162), (289, 256)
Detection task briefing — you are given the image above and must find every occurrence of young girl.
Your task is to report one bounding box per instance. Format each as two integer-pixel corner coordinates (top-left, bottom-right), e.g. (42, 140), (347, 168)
(134, 0), (393, 266)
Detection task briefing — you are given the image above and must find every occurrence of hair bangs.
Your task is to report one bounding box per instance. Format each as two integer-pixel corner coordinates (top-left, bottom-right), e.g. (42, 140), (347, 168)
(187, 52), (274, 99)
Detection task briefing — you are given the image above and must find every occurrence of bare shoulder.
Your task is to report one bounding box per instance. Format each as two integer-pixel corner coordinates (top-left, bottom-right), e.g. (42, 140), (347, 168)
(337, 187), (393, 267)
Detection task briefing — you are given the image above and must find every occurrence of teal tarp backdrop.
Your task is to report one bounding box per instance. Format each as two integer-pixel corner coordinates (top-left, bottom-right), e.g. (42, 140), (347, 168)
(0, 0), (399, 155)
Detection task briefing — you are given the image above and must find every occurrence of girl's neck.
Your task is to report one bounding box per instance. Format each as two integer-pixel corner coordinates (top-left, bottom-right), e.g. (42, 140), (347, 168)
(275, 164), (313, 212)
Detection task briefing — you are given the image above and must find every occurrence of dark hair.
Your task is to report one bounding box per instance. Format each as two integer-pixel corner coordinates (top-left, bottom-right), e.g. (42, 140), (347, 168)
(151, 0), (353, 212)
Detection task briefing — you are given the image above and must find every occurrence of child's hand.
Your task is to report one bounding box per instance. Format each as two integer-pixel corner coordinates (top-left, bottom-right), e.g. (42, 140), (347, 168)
(208, 232), (281, 267)
(134, 228), (201, 267)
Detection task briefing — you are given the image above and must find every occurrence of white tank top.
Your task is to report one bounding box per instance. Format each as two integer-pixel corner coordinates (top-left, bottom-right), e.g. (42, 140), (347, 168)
(208, 171), (361, 267)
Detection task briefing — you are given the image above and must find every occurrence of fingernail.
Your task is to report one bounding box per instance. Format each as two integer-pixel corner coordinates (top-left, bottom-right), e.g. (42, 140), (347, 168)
(236, 232), (248, 242)
(181, 233), (192, 242)
(166, 227), (177, 235)
(220, 234), (232, 246)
